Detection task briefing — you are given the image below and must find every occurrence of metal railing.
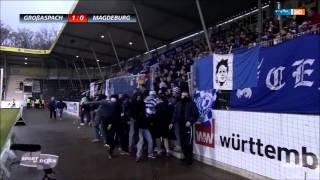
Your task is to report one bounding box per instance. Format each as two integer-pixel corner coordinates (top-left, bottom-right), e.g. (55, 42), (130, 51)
(258, 26), (320, 48)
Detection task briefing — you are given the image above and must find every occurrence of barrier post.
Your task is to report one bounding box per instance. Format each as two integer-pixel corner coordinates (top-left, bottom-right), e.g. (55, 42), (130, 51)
(90, 46), (105, 81)
(133, 3), (151, 58)
(55, 61), (61, 90)
(63, 59), (75, 90)
(108, 32), (123, 72)
(195, 0), (212, 54)
(80, 57), (91, 83)
(258, 0), (264, 39)
(0, 68), (3, 101)
(72, 59), (83, 91)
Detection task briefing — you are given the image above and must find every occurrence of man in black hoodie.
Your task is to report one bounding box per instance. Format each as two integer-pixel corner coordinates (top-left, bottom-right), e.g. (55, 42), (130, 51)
(134, 93), (156, 161)
(169, 91), (199, 165)
(154, 94), (173, 156)
(91, 95), (105, 143)
(118, 94), (131, 155)
(128, 93), (140, 153)
(56, 99), (67, 120)
(48, 97), (57, 120)
(86, 95), (119, 159)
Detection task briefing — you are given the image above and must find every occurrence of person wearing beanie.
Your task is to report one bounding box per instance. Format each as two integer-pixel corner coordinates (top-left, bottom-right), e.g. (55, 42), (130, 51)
(144, 91), (159, 146)
(86, 95), (119, 159)
(136, 93), (156, 161)
(169, 91), (199, 165)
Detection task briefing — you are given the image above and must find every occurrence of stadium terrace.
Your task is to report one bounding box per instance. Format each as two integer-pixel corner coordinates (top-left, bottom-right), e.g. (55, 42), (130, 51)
(0, 0), (319, 180)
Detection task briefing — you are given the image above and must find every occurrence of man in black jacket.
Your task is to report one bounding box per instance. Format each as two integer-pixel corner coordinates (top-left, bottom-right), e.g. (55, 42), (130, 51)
(154, 94), (173, 156)
(80, 96), (91, 126)
(86, 96), (119, 159)
(118, 94), (131, 155)
(128, 93), (141, 153)
(169, 91), (199, 165)
(48, 97), (57, 120)
(134, 93), (156, 161)
(56, 99), (67, 120)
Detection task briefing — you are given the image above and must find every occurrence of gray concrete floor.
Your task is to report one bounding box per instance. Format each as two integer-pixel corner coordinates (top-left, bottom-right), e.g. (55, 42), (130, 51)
(9, 109), (248, 180)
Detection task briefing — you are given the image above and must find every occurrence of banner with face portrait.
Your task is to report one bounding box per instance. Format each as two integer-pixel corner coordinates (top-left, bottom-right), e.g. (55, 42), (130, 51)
(195, 47), (259, 91)
(213, 54), (233, 90)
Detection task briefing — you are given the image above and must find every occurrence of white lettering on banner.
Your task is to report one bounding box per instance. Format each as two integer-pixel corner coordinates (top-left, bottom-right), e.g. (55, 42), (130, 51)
(292, 59), (315, 88)
(192, 110), (320, 179)
(266, 66), (286, 90)
(21, 156), (38, 162)
(196, 131), (214, 144)
(257, 58), (264, 80)
(39, 158), (57, 164)
(236, 88), (252, 99)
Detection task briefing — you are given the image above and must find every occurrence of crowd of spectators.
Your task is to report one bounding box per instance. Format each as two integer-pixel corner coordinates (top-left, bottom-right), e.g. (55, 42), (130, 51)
(149, 12), (320, 99)
(71, 7), (320, 165)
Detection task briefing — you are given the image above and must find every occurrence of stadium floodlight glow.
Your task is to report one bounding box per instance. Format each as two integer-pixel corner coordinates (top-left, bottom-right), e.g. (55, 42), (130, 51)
(100, 35), (105, 39)
(24, 62), (28, 65)
(24, 57), (28, 60)
(170, 32), (201, 45)
(128, 41), (133, 46)
(157, 45), (167, 50)
(143, 47), (158, 55)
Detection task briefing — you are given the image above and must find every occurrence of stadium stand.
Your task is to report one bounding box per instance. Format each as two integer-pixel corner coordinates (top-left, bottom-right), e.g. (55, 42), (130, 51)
(0, 0), (319, 180)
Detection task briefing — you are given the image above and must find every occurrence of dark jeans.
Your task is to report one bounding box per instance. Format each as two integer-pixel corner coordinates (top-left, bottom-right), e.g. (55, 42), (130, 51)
(58, 108), (64, 118)
(128, 119), (138, 152)
(146, 115), (156, 146)
(93, 123), (101, 139)
(80, 111), (91, 123)
(50, 109), (56, 119)
(101, 121), (115, 155)
(119, 121), (129, 152)
(179, 126), (193, 164)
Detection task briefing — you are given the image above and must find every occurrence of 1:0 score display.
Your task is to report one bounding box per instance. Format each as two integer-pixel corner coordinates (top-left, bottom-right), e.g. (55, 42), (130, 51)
(68, 14), (88, 23)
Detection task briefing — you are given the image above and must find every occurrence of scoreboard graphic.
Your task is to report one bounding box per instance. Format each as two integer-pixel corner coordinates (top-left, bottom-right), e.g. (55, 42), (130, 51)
(20, 14), (136, 23)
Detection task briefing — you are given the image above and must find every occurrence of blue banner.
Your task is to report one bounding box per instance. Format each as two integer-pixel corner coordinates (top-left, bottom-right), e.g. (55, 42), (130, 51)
(109, 76), (138, 96)
(230, 35), (320, 114)
(194, 47), (259, 90)
(233, 46), (259, 89)
(194, 55), (213, 91)
(193, 89), (216, 147)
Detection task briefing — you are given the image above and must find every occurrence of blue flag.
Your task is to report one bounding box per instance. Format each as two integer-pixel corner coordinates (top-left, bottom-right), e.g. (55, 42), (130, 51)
(194, 55), (213, 91)
(230, 35), (320, 114)
(194, 47), (259, 91)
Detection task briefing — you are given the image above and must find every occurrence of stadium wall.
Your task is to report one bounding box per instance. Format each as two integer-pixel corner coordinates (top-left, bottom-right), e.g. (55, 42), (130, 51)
(193, 110), (320, 180)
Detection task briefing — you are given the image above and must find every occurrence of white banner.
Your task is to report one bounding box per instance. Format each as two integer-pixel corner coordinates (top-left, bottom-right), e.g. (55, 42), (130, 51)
(0, 100), (23, 108)
(65, 101), (79, 117)
(193, 110), (320, 179)
(90, 82), (95, 97)
(213, 54), (233, 90)
(105, 79), (110, 97)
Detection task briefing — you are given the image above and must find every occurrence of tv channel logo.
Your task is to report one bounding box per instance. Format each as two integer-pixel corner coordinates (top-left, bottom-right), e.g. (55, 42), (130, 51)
(275, 9), (305, 16)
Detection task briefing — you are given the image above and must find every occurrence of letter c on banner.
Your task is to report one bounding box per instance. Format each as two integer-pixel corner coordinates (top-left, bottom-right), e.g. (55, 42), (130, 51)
(266, 66), (286, 90)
